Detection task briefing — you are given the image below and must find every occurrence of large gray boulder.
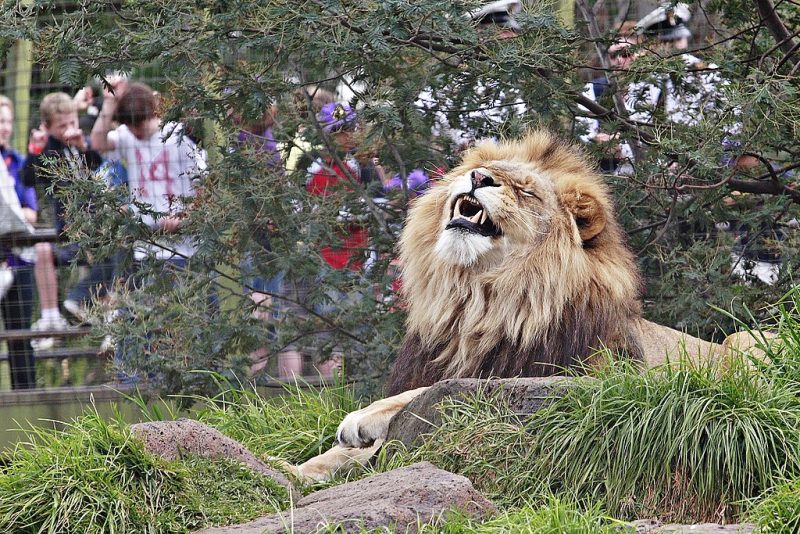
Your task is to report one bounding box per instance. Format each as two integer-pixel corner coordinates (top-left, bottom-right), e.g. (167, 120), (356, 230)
(197, 461), (496, 533)
(387, 377), (572, 448)
(130, 419), (297, 497)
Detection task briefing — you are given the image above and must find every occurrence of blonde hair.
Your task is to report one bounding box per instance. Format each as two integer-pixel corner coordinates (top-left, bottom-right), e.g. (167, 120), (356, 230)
(39, 92), (76, 126)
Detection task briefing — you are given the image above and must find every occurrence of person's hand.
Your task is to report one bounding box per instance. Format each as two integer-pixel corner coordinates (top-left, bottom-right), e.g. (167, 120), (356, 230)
(593, 132), (618, 144)
(158, 215), (183, 233)
(73, 87), (93, 111)
(63, 126), (86, 151)
(28, 127), (47, 154)
(102, 75), (128, 104)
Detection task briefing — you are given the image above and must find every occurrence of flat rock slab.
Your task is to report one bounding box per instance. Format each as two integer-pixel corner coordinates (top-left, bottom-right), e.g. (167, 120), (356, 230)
(197, 461), (496, 533)
(387, 377), (571, 448)
(630, 519), (755, 533)
(130, 419), (297, 497)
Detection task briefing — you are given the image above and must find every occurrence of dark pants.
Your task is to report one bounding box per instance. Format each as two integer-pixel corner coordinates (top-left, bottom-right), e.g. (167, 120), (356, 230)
(3, 265), (35, 389)
(66, 251), (123, 304)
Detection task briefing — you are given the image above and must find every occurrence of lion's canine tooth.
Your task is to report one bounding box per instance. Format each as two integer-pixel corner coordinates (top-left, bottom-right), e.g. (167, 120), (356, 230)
(455, 197), (464, 217)
(480, 211), (487, 225)
(470, 210), (482, 224)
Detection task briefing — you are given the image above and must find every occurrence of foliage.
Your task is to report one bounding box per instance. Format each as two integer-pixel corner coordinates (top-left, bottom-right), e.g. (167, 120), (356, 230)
(0, 0), (799, 398)
(0, 408), (290, 532)
(376, 355), (800, 523)
(192, 375), (359, 464)
(748, 477), (800, 533)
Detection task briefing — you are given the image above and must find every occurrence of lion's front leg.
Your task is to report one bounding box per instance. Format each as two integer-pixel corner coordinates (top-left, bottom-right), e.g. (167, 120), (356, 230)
(336, 387), (429, 448)
(294, 441), (384, 482)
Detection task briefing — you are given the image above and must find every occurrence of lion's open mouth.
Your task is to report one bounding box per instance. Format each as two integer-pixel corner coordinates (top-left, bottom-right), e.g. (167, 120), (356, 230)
(446, 194), (502, 237)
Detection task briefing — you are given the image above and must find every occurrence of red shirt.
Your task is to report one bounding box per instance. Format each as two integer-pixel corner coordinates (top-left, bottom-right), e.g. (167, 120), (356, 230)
(306, 158), (368, 270)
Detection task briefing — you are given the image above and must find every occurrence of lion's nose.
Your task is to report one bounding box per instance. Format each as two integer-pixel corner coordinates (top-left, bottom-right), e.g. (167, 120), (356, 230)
(471, 170), (497, 189)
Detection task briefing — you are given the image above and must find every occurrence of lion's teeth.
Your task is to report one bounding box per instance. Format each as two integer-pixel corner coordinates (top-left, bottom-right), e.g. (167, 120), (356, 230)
(455, 198), (463, 217)
(470, 210), (482, 224)
(480, 211), (487, 225)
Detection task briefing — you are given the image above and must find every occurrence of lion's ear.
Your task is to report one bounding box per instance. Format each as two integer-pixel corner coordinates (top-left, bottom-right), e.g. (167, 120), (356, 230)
(561, 188), (606, 242)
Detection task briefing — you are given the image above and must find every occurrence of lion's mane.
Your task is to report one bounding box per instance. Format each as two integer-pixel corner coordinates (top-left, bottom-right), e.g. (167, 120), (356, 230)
(386, 131), (644, 395)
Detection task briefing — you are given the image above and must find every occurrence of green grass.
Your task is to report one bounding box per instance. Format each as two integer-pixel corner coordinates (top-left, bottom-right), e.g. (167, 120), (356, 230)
(192, 376), (360, 464)
(414, 499), (630, 533)
(747, 477), (800, 533)
(376, 358), (800, 523)
(182, 455), (287, 526)
(0, 407), (290, 533)
(0, 409), (194, 533)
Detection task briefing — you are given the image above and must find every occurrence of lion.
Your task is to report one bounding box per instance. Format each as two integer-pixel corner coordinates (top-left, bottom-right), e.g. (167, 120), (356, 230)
(291, 131), (770, 481)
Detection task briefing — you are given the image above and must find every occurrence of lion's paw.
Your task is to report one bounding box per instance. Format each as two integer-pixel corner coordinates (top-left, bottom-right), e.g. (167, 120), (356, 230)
(336, 406), (393, 448)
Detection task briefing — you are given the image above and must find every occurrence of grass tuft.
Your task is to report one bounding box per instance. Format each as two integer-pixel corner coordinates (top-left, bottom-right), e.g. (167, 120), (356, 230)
(379, 359), (800, 522)
(415, 498), (629, 533)
(0, 406), (292, 532)
(0, 408), (194, 533)
(183, 455), (287, 526)
(192, 376), (360, 464)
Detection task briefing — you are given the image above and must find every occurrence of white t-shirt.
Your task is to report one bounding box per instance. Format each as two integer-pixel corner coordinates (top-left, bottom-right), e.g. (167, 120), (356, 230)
(416, 80), (527, 147)
(105, 122), (206, 260)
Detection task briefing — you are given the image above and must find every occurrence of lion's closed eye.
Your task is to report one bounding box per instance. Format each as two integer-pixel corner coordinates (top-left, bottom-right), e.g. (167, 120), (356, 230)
(521, 189), (541, 200)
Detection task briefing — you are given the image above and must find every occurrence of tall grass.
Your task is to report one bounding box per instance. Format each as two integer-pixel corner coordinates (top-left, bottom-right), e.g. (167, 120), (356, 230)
(379, 359), (800, 522)
(0, 409), (194, 533)
(0, 407), (289, 533)
(529, 361), (800, 521)
(192, 375), (360, 464)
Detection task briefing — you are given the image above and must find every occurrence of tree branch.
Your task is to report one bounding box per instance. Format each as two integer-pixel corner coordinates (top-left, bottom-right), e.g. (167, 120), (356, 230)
(755, 0), (799, 65)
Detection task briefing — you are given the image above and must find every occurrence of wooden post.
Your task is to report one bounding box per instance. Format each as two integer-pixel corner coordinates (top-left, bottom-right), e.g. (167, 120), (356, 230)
(556, 0), (574, 27)
(6, 39), (34, 154)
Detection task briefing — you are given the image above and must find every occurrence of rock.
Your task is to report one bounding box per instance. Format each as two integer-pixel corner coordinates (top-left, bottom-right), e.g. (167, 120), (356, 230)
(197, 461), (496, 533)
(386, 377), (572, 448)
(130, 419), (297, 497)
(629, 519), (756, 533)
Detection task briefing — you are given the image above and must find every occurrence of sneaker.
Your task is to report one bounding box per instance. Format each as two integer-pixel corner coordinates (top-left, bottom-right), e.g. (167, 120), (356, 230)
(63, 299), (90, 324)
(99, 334), (116, 354)
(30, 315), (70, 351)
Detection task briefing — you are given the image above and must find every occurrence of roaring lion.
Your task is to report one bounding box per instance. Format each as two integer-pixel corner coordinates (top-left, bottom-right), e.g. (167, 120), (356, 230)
(292, 131), (768, 481)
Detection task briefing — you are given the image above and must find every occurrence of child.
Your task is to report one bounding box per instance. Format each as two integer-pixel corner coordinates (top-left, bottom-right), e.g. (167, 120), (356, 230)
(90, 81), (206, 262)
(21, 92), (104, 349)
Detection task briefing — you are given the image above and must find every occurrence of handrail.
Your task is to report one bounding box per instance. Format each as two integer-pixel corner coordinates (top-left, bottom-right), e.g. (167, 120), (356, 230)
(0, 347), (102, 361)
(0, 326), (93, 342)
(0, 227), (60, 248)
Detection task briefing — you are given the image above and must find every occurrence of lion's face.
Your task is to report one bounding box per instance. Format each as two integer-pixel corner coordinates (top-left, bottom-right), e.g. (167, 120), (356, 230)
(390, 132), (643, 394)
(434, 160), (563, 267)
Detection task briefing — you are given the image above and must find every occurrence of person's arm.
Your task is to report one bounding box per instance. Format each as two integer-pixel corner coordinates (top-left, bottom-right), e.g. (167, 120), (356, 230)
(90, 96), (118, 153)
(90, 77), (127, 153)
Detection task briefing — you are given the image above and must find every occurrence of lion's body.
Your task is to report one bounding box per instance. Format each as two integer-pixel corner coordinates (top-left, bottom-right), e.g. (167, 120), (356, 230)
(386, 132), (689, 394)
(295, 132), (767, 481)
